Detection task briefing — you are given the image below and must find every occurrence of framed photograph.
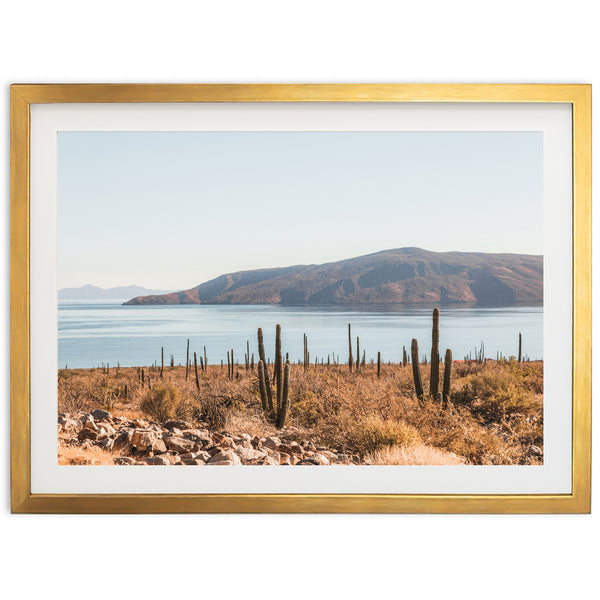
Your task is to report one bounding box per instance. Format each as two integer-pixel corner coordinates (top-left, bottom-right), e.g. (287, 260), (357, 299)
(10, 84), (591, 513)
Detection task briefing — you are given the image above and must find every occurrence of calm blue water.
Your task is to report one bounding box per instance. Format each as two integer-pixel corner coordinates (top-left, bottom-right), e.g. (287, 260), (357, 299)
(58, 301), (543, 369)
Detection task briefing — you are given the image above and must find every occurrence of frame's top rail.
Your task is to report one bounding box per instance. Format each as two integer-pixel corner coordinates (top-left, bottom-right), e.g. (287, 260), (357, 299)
(11, 83), (591, 104)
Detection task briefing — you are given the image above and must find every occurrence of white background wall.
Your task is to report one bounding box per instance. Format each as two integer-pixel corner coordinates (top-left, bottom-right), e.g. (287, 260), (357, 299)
(1, 1), (597, 598)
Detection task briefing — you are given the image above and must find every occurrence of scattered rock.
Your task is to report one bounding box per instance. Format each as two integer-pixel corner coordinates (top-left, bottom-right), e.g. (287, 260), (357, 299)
(60, 411), (359, 467)
(211, 432), (227, 444)
(142, 456), (170, 465)
(58, 415), (79, 431)
(97, 423), (116, 437)
(131, 429), (159, 451)
(279, 443), (303, 457)
(182, 429), (211, 442)
(113, 430), (133, 453)
(164, 420), (193, 431)
(278, 452), (292, 465)
(164, 435), (195, 454)
(97, 437), (114, 450)
(235, 447), (267, 462)
(91, 408), (112, 422)
(263, 437), (281, 452)
(78, 428), (98, 442)
(83, 416), (98, 431)
(153, 438), (168, 453)
(207, 450), (242, 465)
(161, 453), (182, 465)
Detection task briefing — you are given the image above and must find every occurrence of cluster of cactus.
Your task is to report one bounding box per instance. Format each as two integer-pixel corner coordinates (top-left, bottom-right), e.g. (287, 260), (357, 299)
(245, 340), (251, 370)
(136, 366), (152, 390)
(257, 324), (291, 428)
(411, 308), (453, 405)
(470, 341), (485, 364)
(226, 349), (235, 381)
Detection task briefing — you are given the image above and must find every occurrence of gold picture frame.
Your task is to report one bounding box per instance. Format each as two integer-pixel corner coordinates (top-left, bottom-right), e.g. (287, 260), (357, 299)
(10, 84), (591, 513)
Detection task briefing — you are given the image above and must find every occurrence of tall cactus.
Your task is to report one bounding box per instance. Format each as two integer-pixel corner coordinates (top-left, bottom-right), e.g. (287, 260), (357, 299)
(430, 308), (440, 397)
(377, 351), (381, 378)
(186, 339), (190, 380)
(257, 360), (271, 414)
(275, 324), (283, 410)
(193, 351), (200, 390)
(356, 336), (360, 370)
(443, 348), (452, 405)
(303, 333), (308, 372)
(276, 361), (291, 428)
(518, 332), (522, 363)
(160, 348), (164, 378)
(411, 338), (424, 404)
(257, 327), (273, 409)
(403, 346), (407, 367)
(348, 324), (353, 372)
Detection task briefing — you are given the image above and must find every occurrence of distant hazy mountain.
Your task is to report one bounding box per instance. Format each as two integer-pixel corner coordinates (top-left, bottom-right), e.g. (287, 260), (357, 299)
(123, 248), (542, 306)
(59, 284), (172, 300)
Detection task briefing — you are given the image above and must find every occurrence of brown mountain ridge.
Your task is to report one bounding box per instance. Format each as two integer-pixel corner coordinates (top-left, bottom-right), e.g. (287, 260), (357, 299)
(123, 248), (543, 306)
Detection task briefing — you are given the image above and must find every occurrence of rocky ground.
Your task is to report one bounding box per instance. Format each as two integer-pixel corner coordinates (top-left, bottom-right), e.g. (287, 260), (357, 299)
(58, 409), (360, 466)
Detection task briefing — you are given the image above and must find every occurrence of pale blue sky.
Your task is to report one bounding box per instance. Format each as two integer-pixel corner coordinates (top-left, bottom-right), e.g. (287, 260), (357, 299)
(58, 131), (543, 290)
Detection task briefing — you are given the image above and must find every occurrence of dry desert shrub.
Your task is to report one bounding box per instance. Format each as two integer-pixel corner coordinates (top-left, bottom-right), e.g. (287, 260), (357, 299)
(453, 360), (543, 421)
(58, 368), (133, 414)
(365, 443), (464, 465)
(317, 413), (421, 457)
(342, 416), (421, 456)
(139, 382), (181, 422)
(58, 444), (116, 465)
